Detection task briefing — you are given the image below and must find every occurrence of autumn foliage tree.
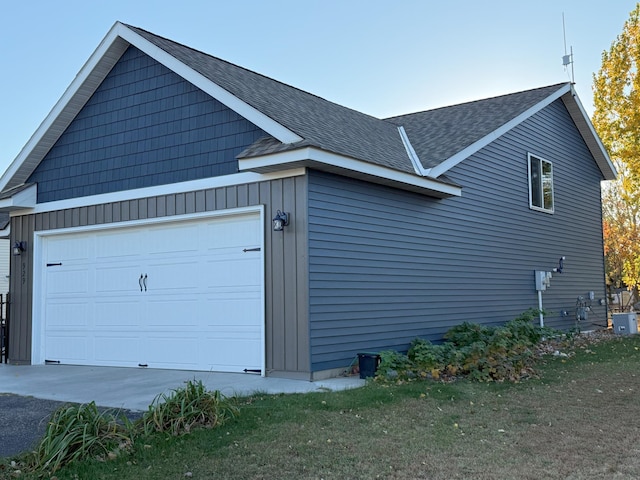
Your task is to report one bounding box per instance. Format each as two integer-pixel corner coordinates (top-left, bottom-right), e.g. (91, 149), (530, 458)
(593, 3), (640, 301)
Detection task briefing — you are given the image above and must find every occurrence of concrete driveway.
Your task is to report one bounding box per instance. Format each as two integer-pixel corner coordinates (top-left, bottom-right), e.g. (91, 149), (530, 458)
(0, 364), (364, 458)
(0, 364), (364, 411)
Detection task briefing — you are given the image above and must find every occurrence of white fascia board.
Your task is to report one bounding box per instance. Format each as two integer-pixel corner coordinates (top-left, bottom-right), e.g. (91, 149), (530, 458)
(0, 184), (38, 212)
(239, 148), (461, 197)
(0, 23), (128, 192)
(397, 126), (430, 176)
(564, 84), (617, 180)
(428, 84), (572, 178)
(12, 168), (305, 216)
(117, 25), (303, 144)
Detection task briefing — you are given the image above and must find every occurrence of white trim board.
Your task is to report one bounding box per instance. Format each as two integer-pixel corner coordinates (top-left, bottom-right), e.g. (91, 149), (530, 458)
(239, 147), (462, 198)
(10, 168), (305, 216)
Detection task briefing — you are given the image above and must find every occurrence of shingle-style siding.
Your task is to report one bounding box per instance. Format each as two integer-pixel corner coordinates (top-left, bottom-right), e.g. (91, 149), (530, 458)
(307, 98), (607, 371)
(27, 46), (268, 203)
(9, 177), (311, 376)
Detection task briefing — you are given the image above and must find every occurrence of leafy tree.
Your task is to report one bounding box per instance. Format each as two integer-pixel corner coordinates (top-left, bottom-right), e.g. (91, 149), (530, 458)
(593, 3), (640, 300)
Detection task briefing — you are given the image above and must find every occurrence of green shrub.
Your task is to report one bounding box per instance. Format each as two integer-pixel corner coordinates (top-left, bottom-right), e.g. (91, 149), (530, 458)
(444, 321), (495, 347)
(376, 350), (413, 379)
(140, 379), (239, 436)
(377, 311), (559, 383)
(27, 401), (135, 473)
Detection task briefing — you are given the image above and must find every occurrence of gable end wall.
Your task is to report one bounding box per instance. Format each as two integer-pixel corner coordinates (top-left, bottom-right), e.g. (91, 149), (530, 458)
(27, 46), (268, 203)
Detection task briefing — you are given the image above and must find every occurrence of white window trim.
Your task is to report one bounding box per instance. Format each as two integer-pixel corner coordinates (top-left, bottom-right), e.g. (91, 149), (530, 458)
(527, 153), (554, 214)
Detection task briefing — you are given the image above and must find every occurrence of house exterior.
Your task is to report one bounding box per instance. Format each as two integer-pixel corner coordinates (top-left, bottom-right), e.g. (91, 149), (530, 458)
(0, 22), (615, 380)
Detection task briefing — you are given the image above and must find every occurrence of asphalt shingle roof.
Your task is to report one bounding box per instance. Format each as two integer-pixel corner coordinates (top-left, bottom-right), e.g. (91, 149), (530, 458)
(386, 84), (569, 169)
(129, 25), (575, 179)
(127, 25), (417, 174)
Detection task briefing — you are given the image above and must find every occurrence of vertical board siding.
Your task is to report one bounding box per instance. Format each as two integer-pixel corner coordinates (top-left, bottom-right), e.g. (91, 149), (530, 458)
(27, 46), (268, 203)
(8, 177), (310, 374)
(307, 99), (607, 371)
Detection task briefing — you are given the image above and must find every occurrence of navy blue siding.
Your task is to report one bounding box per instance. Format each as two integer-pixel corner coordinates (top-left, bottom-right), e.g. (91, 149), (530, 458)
(28, 46), (268, 203)
(307, 99), (607, 371)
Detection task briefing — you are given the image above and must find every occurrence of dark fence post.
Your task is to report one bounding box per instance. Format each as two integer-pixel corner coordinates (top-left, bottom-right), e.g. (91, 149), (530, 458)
(1, 293), (8, 363)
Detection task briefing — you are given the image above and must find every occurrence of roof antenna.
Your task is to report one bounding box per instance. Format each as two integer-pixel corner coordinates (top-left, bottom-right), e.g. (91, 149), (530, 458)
(562, 12), (575, 83)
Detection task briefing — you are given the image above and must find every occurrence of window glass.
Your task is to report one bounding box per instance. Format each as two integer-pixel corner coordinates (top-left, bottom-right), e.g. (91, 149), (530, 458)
(528, 154), (553, 213)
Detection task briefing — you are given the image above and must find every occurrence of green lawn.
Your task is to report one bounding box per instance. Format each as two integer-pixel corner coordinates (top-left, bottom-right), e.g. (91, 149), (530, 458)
(4, 333), (640, 479)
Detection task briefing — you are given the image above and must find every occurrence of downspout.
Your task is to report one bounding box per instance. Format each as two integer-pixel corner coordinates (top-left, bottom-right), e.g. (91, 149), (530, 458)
(538, 290), (544, 328)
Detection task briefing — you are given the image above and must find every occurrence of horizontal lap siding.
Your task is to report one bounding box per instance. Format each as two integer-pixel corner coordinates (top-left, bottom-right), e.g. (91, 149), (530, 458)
(308, 99), (607, 371)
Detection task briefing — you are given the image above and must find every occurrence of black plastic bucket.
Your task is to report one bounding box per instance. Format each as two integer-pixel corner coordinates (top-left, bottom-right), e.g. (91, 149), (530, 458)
(357, 353), (381, 379)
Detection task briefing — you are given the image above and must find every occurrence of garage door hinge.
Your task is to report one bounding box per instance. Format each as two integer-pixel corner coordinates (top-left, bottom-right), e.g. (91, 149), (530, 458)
(46, 262), (62, 267)
(242, 247), (261, 252)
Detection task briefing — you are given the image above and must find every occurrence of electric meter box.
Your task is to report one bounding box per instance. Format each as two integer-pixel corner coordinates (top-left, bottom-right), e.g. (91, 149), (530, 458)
(612, 313), (638, 335)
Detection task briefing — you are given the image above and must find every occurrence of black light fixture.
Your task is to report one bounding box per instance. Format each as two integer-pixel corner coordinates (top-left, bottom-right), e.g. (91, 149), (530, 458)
(12, 241), (26, 256)
(272, 210), (289, 231)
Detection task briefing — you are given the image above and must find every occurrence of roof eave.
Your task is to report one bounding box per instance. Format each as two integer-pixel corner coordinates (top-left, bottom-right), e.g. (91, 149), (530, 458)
(0, 183), (38, 213)
(561, 86), (616, 181)
(239, 147), (461, 198)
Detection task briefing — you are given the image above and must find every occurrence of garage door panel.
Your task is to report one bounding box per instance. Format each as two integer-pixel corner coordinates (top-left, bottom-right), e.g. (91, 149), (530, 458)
(42, 211), (263, 372)
(201, 329), (262, 370)
(205, 215), (260, 248)
(47, 268), (91, 295)
(46, 235), (92, 263)
(96, 230), (143, 260)
(206, 297), (261, 326)
(94, 299), (143, 328)
(146, 224), (201, 255)
(46, 335), (88, 361)
(144, 336), (199, 368)
(145, 261), (200, 291)
(145, 298), (201, 327)
(94, 336), (141, 364)
(206, 257), (261, 287)
(95, 265), (145, 294)
(46, 301), (90, 328)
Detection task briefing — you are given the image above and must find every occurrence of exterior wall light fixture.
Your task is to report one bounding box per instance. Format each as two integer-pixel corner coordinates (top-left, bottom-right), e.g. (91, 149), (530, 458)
(12, 241), (26, 256)
(272, 210), (289, 231)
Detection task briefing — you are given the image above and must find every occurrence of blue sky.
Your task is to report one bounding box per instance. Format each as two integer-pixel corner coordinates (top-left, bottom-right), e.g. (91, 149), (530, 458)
(0, 1), (636, 174)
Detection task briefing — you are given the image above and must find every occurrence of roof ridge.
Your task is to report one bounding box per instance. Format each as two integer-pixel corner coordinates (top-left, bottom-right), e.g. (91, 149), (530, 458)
(385, 82), (570, 121)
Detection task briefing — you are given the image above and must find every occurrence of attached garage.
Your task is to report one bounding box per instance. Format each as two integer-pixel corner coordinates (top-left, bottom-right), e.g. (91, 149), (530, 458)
(31, 208), (265, 373)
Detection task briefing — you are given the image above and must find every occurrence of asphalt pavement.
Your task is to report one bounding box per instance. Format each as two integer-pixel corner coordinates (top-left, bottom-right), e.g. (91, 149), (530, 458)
(0, 394), (67, 458)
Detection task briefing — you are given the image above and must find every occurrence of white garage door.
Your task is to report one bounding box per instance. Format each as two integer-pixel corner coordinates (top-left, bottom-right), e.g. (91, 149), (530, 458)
(38, 211), (264, 373)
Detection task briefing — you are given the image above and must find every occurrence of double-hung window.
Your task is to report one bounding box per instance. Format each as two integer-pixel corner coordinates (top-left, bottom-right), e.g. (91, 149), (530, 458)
(528, 153), (554, 213)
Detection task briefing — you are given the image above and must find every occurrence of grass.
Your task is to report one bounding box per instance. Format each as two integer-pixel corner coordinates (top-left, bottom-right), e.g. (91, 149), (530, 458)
(2, 333), (640, 479)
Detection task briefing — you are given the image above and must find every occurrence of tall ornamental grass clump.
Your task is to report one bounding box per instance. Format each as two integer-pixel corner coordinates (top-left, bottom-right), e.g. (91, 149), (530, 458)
(18, 380), (237, 476)
(27, 402), (135, 474)
(140, 379), (239, 436)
